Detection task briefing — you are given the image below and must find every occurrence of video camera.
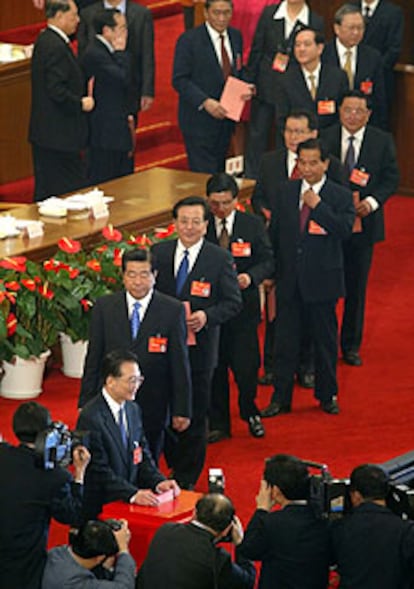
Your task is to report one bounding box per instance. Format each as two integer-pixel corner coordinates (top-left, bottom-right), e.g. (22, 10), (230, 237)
(34, 421), (88, 470)
(305, 453), (414, 521)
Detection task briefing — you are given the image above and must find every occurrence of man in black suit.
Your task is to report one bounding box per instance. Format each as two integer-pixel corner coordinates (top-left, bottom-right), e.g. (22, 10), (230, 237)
(332, 464), (414, 588)
(261, 138), (355, 417)
(152, 196), (242, 488)
(0, 402), (90, 589)
(77, 350), (180, 519)
(322, 4), (387, 130)
(81, 8), (134, 185)
(252, 109), (347, 394)
(239, 454), (331, 589)
(78, 0), (154, 117)
(321, 91), (399, 366)
(137, 493), (256, 589)
(245, 0), (324, 178)
(172, 0), (253, 174)
(79, 248), (192, 464)
(351, 0), (404, 113)
(276, 28), (349, 141)
(29, 0), (94, 202)
(205, 173), (274, 442)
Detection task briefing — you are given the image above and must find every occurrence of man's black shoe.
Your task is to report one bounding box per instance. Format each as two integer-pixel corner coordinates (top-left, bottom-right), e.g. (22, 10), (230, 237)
(260, 402), (291, 418)
(342, 351), (363, 366)
(248, 416), (265, 438)
(297, 371), (315, 388)
(320, 398), (340, 415)
(258, 372), (274, 385)
(207, 429), (230, 444)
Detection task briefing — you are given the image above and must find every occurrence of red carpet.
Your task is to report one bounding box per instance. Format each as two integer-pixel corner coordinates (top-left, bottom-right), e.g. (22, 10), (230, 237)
(1, 195), (414, 532)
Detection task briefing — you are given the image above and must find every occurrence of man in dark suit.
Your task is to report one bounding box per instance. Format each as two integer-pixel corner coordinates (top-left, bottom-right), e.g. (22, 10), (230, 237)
(137, 493), (256, 589)
(81, 8), (134, 185)
(29, 0), (94, 202)
(172, 0), (253, 174)
(332, 464), (414, 588)
(78, 0), (154, 117)
(77, 350), (180, 519)
(245, 0), (324, 178)
(79, 248), (192, 464)
(322, 4), (387, 130)
(262, 138), (354, 417)
(205, 173), (274, 442)
(239, 454), (331, 589)
(0, 402), (90, 589)
(152, 196), (242, 488)
(321, 90), (399, 366)
(350, 0), (403, 113)
(276, 28), (349, 140)
(252, 109), (347, 395)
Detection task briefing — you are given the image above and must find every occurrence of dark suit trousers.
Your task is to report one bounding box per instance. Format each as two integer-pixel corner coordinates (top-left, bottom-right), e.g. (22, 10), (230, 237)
(32, 144), (86, 202)
(272, 287), (338, 406)
(209, 319), (260, 433)
(88, 148), (134, 186)
(183, 127), (233, 174)
(164, 368), (212, 487)
(244, 98), (275, 179)
(340, 237), (374, 354)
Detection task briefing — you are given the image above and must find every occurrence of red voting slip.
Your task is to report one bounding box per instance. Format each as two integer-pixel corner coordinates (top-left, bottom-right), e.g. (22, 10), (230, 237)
(183, 301), (196, 346)
(87, 76), (95, 98)
(220, 76), (252, 122)
(352, 191), (363, 233)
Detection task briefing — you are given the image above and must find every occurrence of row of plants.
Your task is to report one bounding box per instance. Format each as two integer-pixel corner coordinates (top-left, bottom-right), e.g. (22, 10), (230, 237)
(0, 223), (176, 362)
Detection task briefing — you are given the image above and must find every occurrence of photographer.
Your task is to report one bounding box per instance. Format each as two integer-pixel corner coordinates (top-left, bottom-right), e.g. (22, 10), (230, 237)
(137, 493), (256, 589)
(42, 519), (136, 588)
(0, 402), (90, 589)
(239, 454), (331, 588)
(332, 463), (414, 588)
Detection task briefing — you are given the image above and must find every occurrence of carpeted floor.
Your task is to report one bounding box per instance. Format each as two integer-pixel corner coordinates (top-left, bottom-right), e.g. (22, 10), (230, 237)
(1, 195), (414, 533)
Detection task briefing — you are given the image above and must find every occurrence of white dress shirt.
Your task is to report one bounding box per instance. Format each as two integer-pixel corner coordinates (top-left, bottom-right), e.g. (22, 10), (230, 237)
(214, 209), (236, 238)
(205, 21), (234, 67)
(174, 238), (204, 277)
(273, 1), (310, 38)
(126, 288), (154, 324)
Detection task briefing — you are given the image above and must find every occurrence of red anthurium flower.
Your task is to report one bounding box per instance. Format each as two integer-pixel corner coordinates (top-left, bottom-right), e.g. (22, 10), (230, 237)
(235, 202), (246, 212)
(113, 248), (123, 267)
(21, 279), (37, 291)
(38, 283), (54, 300)
(58, 237), (81, 254)
(0, 256), (27, 272)
(86, 259), (102, 272)
(6, 312), (17, 337)
(5, 281), (20, 291)
(153, 223), (175, 239)
(80, 298), (92, 312)
(102, 224), (122, 242)
(43, 259), (59, 272)
(68, 268), (80, 279)
(95, 244), (108, 254)
(131, 234), (152, 247)
(104, 276), (117, 285)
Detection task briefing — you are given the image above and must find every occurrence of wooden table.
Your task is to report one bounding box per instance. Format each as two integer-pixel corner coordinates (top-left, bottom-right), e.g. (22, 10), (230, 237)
(0, 167), (255, 262)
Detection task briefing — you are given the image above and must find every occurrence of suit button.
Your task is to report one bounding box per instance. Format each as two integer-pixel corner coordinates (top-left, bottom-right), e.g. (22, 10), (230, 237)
(297, 247), (303, 255)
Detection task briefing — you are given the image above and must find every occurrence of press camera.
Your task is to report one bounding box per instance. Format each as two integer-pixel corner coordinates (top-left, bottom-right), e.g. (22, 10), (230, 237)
(34, 421), (88, 470)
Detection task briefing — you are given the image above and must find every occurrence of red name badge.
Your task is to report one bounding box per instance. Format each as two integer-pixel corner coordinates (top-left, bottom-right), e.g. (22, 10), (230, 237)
(272, 52), (289, 73)
(231, 241), (251, 257)
(360, 80), (373, 95)
(148, 336), (168, 353)
(317, 100), (336, 115)
(133, 445), (142, 465)
(350, 168), (370, 187)
(308, 220), (328, 235)
(191, 281), (211, 298)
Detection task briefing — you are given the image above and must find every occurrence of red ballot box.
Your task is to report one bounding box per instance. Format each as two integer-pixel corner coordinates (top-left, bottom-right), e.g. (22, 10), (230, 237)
(101, 490), (202, 568)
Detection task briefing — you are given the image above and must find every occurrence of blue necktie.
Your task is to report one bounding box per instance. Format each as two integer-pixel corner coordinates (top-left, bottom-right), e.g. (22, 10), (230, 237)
(131, 301), (141, 339)
(118, 405), (128, 449)
(176, 249), (189, 296)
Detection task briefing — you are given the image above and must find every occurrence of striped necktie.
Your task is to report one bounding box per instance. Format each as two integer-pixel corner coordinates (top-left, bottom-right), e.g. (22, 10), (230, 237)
(131, 301), (141, 340)
(118, 405), (128, 448)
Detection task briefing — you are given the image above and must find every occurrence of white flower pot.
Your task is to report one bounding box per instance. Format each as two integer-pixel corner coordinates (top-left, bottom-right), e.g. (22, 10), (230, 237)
(0, 350), (51, 399)
(60, 333), (88, 378)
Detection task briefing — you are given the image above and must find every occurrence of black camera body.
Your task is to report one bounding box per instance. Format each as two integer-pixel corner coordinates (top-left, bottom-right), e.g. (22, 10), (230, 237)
(34, 421), (89, 470)
(208, 468), (226, 494)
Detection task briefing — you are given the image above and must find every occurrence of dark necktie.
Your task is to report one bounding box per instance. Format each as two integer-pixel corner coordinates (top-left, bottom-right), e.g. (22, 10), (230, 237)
(219, 218), (230, 249)
(364, 5), (371, 22)
(290, 158), (301, 179)
(130, 301), (141, 340)
(300, 186), (312, 233)
(344, 135), (356, 176)
(118, 406), (128, 449)
(176, 249), (189, 295)
(220, 34), (232, 80)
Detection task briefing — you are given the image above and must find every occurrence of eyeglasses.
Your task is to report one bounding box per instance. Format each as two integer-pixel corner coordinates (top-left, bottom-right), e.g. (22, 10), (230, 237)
(116, 375), (145, 387)
(176, 217), (205, 227)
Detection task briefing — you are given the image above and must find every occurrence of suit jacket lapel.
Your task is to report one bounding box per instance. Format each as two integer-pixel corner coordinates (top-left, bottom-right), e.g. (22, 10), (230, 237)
(100, 398), (129, 466)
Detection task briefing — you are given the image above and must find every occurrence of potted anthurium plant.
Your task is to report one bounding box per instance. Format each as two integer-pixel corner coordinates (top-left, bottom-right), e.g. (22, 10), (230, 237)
(0, 256), (60, 398)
